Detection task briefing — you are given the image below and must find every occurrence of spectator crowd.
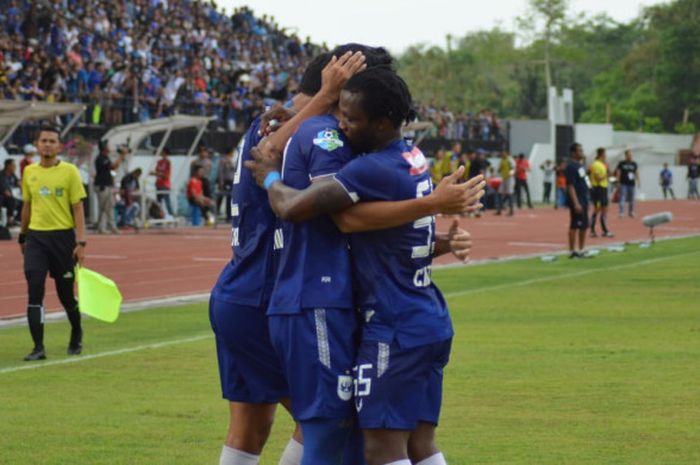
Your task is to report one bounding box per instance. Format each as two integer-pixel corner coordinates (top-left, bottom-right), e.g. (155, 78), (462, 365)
(0, 0), (324, 130)
(416, 103), (504, 142)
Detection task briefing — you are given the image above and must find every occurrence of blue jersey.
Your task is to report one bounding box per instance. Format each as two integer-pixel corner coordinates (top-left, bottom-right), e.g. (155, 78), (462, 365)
(267, 114), (356, 315)
(212, 117), (278, 306)
(334, 139), (453, 349)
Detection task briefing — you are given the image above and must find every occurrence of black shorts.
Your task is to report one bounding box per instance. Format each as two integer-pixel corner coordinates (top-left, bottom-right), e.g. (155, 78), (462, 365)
(569, 205), (589, 230)
(590, 187), (609, 207)
(24, 229), (76, 280)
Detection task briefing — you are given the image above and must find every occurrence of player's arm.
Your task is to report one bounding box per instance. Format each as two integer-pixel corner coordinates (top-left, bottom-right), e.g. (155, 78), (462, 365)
(332, 170), (485, 233)
(433, 219), (472, 262)
(264, 176), (354, 222)
(255, 52), (366, 158)
(72, 201), (86, 265)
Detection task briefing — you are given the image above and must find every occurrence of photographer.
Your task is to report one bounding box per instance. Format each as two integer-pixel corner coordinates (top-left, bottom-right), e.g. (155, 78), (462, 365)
(94, 145), (127, 234)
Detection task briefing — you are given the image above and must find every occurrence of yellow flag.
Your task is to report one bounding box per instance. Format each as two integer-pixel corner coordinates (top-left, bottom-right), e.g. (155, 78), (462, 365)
(76, 267), (122, 323)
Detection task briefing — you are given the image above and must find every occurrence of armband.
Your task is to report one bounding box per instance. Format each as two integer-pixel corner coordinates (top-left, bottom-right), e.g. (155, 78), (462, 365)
(263, 171), (281, 190)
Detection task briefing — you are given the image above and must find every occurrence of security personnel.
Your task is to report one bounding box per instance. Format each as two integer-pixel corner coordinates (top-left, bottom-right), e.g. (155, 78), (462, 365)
(19, 124), (87, 361)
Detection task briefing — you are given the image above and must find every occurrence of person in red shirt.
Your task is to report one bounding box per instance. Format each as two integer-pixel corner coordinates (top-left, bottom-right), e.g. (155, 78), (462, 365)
(150, 147), (173, 215)
(187, 164), (214, 226)
(20, 144), (37, 178)
(515, 153), (533, 209)
(555, 160), (568, 209)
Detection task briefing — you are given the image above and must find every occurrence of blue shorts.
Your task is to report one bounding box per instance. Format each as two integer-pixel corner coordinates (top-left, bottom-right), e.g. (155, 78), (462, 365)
(268, 308), (360, 422)
(209, 294), (288, 403)
(353, 338), (452, 430)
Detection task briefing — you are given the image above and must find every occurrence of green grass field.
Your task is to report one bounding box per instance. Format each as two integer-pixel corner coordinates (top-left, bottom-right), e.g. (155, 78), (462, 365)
(1, 237), (699, 465)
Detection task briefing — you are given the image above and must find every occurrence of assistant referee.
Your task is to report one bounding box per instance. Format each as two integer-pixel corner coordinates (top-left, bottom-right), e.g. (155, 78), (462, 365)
(19, 124), (87, 361)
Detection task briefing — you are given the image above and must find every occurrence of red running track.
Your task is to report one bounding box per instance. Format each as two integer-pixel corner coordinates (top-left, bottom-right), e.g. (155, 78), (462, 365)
(1, 199), (698, 319)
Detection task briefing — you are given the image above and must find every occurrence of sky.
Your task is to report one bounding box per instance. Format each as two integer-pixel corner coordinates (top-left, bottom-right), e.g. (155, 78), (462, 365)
(220, 0), (668, 54)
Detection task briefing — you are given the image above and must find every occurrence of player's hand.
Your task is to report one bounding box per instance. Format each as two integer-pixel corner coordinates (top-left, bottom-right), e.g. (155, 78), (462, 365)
(318, 51), (366, 103)
(430, 168), (486, 215)
(574, 203), (583, 214)
(73, 244), (85, 266)
(448, 219), (472, 262)
(245, 140), (283, 187)
(19, 243), (25, 255)
(259, 103), (297, 136)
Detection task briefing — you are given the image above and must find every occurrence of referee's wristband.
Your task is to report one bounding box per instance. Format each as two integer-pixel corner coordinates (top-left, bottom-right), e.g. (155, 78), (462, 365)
(18, 233), (27, 245)
(263, 171), (281, 190)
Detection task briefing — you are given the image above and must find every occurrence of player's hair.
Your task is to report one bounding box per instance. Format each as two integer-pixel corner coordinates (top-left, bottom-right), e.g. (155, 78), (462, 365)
(596, 147), (605, 158)
(569, 142), (581, 154)
(298, 53), (330, 96)
(299, 45), (395, 96)
(343, 66), (414, 129)
(4, 158), (14, 169)
(35, 123), (61, 140)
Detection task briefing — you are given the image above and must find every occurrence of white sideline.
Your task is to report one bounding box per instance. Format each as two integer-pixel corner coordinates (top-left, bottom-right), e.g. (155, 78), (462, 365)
(1, 250), (698, 375)
(443, 250), (700, 299)
(0, 334), (211, 375)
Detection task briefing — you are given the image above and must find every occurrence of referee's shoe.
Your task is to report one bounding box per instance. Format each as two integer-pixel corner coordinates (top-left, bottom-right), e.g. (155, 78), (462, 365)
(24, 347), (46, 361)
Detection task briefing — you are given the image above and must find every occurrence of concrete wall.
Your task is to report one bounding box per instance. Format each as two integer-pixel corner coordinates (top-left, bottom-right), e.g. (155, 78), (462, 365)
(574, 123), (614, 156)
(508, 120), (551, 158)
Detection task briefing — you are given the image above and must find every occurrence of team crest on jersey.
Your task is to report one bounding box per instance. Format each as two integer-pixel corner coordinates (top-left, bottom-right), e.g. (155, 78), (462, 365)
(39, 186), (50, 197)
(313, 129), (344, 151)
(402, 147), (428, 175)
(337, 375), (353, 401)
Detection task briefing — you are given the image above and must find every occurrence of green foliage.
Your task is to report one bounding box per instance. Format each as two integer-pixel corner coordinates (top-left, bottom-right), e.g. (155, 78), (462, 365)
(398, 0), (700, 133)
(674, 121), (697, 134)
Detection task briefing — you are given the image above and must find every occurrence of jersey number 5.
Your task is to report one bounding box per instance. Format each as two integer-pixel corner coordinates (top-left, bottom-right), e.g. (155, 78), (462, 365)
(412, 179), (434, 259)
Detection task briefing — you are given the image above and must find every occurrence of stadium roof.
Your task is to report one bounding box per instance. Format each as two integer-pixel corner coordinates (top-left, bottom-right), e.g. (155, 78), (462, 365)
(0, 101), (85, 145)
(100, 115), (214, 155)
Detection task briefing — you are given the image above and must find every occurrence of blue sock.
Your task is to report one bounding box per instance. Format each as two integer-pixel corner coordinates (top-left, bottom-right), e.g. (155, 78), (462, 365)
(300, 418), (351, 465)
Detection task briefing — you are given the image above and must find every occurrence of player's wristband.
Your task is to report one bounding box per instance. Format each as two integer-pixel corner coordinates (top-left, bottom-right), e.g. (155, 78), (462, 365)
(263, 171), (281, 190)
(18, 233), (27, 245)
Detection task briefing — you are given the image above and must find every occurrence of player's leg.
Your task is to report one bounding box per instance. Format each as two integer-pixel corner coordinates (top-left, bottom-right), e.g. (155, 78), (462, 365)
(210, 296), (293, 464)
(269, 309), (359, 465)
(363, 429), (411, 465)
(407, 338), (451, 465)
(224, 401), (277, 454)
(355, 340), (449, 465)
(23, 232), (51, 359)
(408, 423), (445, 465)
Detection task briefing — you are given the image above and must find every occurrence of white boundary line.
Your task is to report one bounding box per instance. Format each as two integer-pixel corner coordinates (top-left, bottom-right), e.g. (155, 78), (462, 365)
(2, 248), (698, 375)
(1, 233), (698, 328)
(443, 250), (700, 299)
(0, 334), (211, 375)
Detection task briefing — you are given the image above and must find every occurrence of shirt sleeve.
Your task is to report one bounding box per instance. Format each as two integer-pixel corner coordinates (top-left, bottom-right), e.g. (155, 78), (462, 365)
(281, 133), (310, 189)
(69, 166), (87, 204)
(21, 169), (31, 201)
(334, 156), (396, 204)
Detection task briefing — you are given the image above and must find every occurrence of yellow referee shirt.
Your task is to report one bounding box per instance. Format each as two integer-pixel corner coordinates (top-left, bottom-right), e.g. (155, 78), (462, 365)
(22, 161), (86, 231)
(590, 160), (609, 188)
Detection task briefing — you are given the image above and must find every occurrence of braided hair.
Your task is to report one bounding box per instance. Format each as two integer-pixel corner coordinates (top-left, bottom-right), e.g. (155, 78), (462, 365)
(343, 66), (414, 129)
